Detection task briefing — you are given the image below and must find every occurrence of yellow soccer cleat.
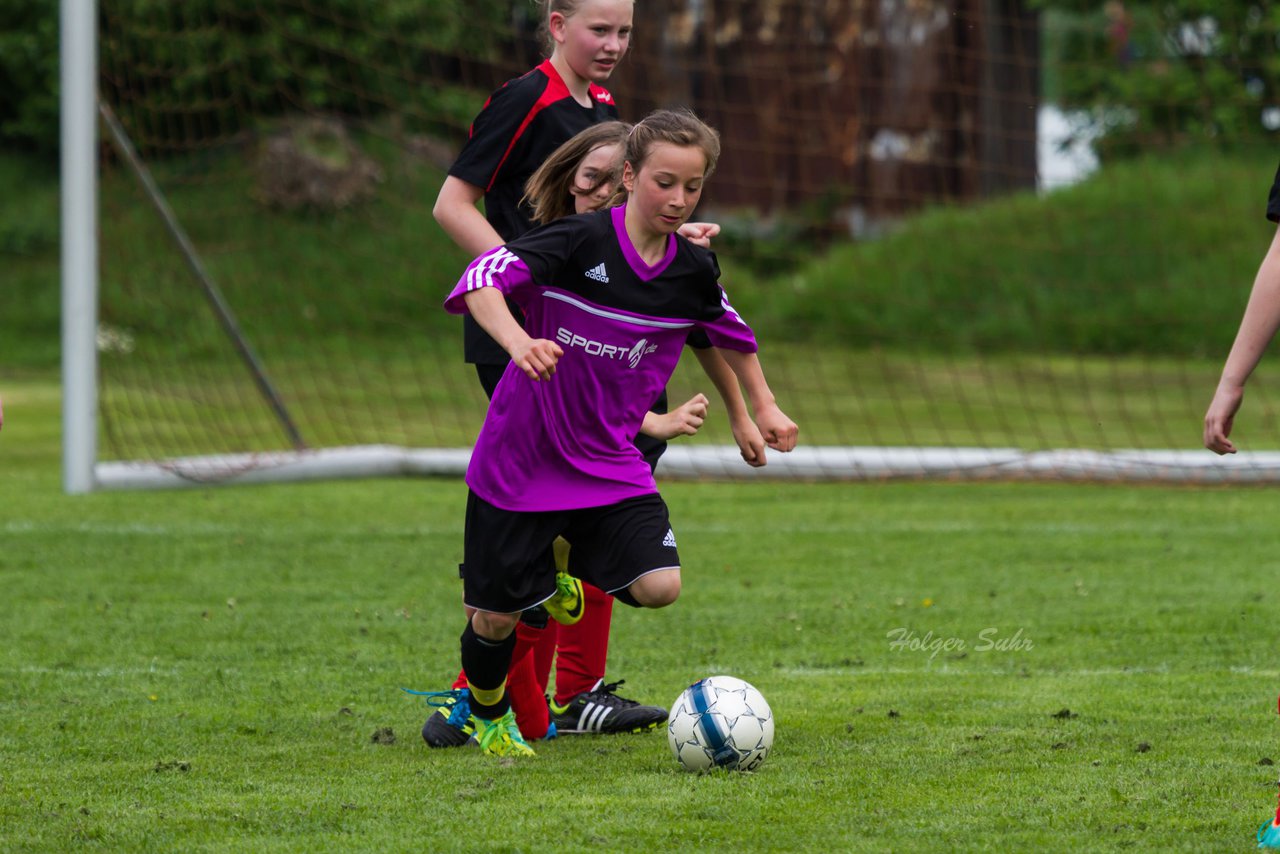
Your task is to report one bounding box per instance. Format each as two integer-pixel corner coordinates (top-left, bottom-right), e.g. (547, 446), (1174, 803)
(543, 570), (585, 626)
(473, 709), (536, 757)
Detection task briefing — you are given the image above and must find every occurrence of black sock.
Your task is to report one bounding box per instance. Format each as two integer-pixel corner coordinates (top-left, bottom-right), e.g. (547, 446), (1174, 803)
(460, 621), (515, 719)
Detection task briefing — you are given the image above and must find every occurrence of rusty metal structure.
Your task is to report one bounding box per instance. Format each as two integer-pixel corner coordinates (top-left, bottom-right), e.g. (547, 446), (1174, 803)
(611, 0), (1039, 228)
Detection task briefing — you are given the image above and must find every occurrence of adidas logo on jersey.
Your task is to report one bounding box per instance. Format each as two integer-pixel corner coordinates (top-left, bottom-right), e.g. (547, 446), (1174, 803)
(584, 262), (609, 284)
(662, 528), (677, 548)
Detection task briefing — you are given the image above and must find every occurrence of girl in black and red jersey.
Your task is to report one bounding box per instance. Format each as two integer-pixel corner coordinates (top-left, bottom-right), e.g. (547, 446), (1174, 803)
(427, 0), (716, 747)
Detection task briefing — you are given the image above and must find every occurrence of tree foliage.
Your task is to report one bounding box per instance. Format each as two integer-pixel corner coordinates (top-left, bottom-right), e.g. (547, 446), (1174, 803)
(0, 0), (519, 158)
(1044, 0), (1280, 157)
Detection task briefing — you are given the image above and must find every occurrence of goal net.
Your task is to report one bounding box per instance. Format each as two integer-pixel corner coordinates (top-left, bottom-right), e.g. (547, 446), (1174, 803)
(72, 0), (1280, 489)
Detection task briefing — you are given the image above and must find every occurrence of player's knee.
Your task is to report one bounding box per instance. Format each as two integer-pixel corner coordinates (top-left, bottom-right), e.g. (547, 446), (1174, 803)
(629, 568), (681, 608)
(471, 609), (520, 639)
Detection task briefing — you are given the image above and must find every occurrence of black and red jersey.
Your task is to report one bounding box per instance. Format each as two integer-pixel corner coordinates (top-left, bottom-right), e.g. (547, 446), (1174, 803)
(450, 59), (620, 364)
(451, 59), (619, 243)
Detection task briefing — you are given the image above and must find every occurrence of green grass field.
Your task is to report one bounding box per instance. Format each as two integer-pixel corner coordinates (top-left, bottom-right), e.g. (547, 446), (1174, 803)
(3, 377), (1279, 851)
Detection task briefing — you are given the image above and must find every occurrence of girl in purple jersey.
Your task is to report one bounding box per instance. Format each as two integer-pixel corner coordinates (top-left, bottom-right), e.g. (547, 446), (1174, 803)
(424, 0), (726, 747)
(427, 0), (656, 746)
(521, 121), (770, 735)
(524, 122), (766, 461)
(443, 109), (798, 756)
(419, 122), (764, 747)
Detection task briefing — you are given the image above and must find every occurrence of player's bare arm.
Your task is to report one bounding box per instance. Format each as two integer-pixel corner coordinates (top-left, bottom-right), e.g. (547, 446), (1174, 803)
(1204, 225), (1280, 454)
(730, 413), (766, 466)
(692, 347), (764, 465)
(716, 348), (798, 452)
(639, 393), (709, 440)
(677, 221), (721, 248)
(462, 287), (563, 381)
(433, 176), (505, 258)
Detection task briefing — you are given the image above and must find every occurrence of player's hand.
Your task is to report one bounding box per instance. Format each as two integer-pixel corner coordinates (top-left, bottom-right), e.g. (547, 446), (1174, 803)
(731, 416), (767, 467)
(511, 338), (563, 382)
(678, 221), (721, 249)
(642, 393), (709, 440)
(1204, 384), (1244, 454)
(755, 404), (797, 452)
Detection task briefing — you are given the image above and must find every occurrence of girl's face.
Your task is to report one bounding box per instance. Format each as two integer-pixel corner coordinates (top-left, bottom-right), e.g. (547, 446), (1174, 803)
(622, 142), (708, 236)
(550, 0), (633, 84)
(572, 142), (622, 214)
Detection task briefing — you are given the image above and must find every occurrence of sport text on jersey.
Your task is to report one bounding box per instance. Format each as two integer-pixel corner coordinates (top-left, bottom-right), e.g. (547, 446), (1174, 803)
(555, 328), (658, 368)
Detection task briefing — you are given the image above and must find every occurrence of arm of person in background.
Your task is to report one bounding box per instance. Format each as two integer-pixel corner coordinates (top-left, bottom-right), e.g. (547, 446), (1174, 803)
(1204, 224), (1280, 454)
(678, 221), (720, 248)
(715, 348), (798, 453)
(692, 347), (766, 466)
(640, 394), (708, 440)
(433, 176), (504, 258)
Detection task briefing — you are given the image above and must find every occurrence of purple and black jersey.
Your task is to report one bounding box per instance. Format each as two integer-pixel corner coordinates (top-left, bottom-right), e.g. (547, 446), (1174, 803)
(450, 59), (620, 365)
(445, 204), (757, 512)
(1268, 160), (1280, 223)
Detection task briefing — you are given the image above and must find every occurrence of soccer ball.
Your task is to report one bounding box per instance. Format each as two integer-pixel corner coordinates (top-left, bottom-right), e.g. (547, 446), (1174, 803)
(667, 676), (774, 772)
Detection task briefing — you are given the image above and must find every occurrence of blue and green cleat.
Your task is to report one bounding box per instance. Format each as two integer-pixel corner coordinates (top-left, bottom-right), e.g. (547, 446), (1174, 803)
(404, 688), (476, 748)
(1259, 817), (1280, 848)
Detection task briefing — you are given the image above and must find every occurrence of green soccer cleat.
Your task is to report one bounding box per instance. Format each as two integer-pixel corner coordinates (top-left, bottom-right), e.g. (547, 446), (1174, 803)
(543, 570), (585, 626)
(473, 709), (536, 757)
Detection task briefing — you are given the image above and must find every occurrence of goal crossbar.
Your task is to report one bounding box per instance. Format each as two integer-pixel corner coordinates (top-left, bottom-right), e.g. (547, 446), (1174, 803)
(92, 446), (1280, 490)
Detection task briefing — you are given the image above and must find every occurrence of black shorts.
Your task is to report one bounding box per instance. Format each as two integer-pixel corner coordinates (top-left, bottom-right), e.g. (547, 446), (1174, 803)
(463, 490), (681, 614)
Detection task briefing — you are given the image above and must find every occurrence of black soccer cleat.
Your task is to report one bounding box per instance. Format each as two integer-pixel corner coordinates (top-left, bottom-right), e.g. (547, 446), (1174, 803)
(548, 678), (667, 734)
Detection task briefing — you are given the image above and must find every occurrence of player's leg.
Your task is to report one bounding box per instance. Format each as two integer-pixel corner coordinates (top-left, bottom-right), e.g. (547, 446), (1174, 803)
(424, 363), (571, 745)
(462, 609), (535, 757)
(449, 491), (564, 757)
(531, 615), (559, 695)
(508, 606), (553, 740)
(550, 583), (612, 703)
(551, 495), (680, 735)
(549, 394), (670, 730)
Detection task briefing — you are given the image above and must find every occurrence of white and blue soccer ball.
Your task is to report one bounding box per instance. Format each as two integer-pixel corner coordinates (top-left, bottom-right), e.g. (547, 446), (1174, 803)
(667, 676), (774, 772)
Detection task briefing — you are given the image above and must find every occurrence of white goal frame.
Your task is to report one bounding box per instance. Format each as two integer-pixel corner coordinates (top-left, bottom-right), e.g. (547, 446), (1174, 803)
(62, 0), (98, 494)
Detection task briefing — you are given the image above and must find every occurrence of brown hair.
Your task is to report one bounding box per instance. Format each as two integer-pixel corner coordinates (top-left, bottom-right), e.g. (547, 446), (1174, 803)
(523, 121), (630, 224)
(623, 108), (721, 178)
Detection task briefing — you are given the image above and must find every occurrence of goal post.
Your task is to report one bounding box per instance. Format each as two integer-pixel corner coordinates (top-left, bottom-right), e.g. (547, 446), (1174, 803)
(61, 0), (97, 495)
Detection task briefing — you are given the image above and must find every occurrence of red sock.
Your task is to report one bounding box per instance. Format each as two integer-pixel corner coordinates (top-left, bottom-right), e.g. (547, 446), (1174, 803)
(552, 582), (613, 705)
(508, 621), (549, 740)
(532, 621), (558, 696)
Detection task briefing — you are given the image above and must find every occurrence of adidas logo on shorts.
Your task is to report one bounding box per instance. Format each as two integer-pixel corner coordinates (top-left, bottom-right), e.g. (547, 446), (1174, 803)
(662, 528), (677, 548)
(584, 262), (609, 284)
